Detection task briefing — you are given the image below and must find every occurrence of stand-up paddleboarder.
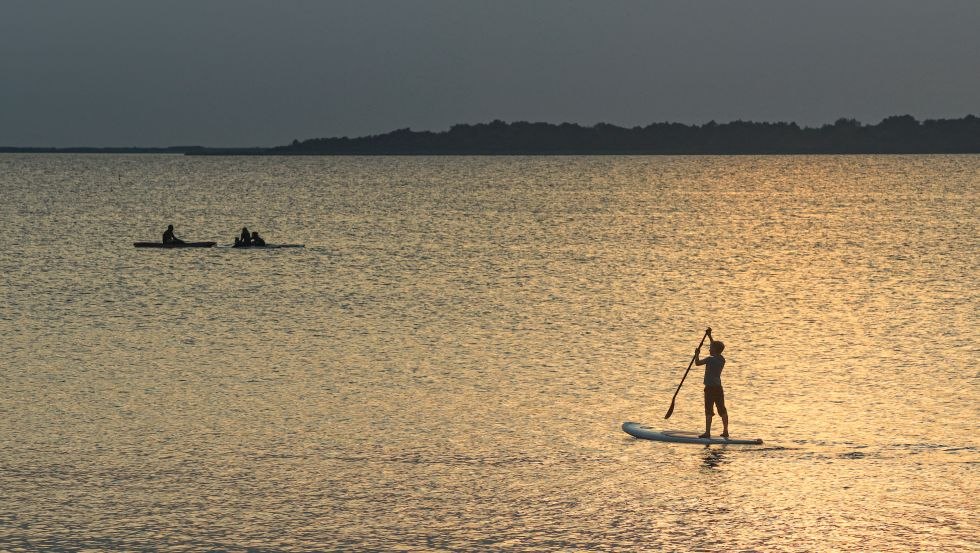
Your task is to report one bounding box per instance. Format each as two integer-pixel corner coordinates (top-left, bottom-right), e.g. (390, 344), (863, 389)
(694, 328), (727, 438)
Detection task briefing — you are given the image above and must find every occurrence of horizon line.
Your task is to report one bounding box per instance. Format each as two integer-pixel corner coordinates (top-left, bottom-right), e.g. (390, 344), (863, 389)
(1, 113), (976, 150)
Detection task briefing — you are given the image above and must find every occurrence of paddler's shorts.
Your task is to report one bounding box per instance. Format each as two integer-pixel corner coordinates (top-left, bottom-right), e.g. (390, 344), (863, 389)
(704, 385), (727, 417)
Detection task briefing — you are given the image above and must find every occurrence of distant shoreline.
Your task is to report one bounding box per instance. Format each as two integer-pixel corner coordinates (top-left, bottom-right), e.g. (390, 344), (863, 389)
(3, 115), (978, 155)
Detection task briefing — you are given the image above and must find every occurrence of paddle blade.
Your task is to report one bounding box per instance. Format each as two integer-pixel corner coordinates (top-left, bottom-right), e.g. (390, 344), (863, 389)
(664, 400), (675, 419)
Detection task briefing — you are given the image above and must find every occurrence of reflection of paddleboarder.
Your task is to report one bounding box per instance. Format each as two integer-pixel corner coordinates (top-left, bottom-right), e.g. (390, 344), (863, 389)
(162, 224), (184, 245)
(694, 328), (727, 439)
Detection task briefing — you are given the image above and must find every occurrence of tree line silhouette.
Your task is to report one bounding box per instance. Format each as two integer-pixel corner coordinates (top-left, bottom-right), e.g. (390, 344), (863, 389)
(3, 115), (977, 155)
(262, 115), (980, 155)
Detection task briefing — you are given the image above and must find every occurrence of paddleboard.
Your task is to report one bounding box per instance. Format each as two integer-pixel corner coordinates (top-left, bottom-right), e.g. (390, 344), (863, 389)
(217, 244), (306, 249)
(622, 422), (763, 445)
(134, 241), (217, 248)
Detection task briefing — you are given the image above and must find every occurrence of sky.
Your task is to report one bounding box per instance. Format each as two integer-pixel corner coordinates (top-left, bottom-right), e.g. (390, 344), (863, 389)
(1, 0), (978, 147)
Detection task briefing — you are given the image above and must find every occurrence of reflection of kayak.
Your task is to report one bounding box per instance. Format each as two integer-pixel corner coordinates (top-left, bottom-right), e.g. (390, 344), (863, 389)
(221, 244), (305, 249)
(134, 241), (217, 248)
(622, 422), (763, 445)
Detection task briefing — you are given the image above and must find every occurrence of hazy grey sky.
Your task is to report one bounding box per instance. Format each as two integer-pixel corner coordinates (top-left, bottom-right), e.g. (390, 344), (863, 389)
(2, 0), (978, 146)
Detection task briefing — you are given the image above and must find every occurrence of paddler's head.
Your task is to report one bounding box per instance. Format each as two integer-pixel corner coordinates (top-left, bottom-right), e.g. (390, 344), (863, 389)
(710, 341), (725, 355)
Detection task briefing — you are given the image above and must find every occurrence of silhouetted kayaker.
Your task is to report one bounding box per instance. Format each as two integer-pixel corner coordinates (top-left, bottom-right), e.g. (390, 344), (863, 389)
(162, 225), (184, 245)
(250, 231), (266, 246)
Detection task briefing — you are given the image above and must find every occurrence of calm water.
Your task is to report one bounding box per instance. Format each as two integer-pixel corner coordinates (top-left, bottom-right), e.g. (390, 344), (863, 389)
(1, 154), (977, 552)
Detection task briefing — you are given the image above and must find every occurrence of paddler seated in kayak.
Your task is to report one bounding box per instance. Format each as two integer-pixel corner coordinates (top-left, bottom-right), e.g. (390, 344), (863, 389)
(250, 231), (266, 246)
(694, 328), (728, 439)
(235, 226), (251, 247)
(162, 224), (185, 245)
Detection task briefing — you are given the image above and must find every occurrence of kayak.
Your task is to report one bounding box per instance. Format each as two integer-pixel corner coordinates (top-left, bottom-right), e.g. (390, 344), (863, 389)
(622, 422), (763, 445)
(134, 241), (217, 248)
(221, 244), (305, 249)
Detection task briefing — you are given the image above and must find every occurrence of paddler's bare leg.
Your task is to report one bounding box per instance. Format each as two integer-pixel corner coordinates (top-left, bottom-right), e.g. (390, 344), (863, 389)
(718, 393), (729, 438)
(700, 407), (713, 439)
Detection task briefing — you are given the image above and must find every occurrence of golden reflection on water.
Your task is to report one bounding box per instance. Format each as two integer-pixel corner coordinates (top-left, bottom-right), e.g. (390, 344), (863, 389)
(0, 154), (977, 551)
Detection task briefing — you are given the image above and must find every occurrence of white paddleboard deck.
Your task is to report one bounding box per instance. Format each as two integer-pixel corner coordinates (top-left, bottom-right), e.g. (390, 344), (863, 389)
(623, 422), (763, 445)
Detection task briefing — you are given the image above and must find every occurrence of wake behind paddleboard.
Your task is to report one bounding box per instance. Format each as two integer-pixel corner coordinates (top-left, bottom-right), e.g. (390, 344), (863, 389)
(622, 422), (763, 445)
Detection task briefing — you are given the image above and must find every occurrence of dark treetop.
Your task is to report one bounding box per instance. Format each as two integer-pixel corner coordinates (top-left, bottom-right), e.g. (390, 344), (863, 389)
(3, 115), (977, 155)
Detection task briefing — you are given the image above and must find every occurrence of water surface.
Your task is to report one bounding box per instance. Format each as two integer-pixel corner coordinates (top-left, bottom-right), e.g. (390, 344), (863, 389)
(1, 154), (977, 551)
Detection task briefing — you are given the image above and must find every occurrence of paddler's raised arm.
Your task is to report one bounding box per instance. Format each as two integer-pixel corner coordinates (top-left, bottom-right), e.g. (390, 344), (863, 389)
(694, 327), (712, 365)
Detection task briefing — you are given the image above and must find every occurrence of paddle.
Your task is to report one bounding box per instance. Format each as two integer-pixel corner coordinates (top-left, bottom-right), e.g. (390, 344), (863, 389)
(664, 327), (710, 419)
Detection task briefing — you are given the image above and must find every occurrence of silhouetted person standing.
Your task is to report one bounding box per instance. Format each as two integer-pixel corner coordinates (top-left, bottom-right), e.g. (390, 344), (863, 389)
(694, 328), (728, 439)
